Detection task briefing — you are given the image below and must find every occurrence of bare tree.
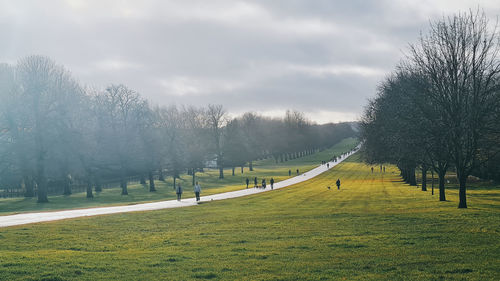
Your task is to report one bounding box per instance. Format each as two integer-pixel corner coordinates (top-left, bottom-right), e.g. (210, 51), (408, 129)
(410, 10), (500, 208)
(158, 105), (185, 189)
(206, 104), (228, 179)
(95, 84), (145, 195)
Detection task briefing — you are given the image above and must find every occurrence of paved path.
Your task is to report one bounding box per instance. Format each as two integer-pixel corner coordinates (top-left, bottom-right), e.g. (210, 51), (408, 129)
(0, 148), (358, 228)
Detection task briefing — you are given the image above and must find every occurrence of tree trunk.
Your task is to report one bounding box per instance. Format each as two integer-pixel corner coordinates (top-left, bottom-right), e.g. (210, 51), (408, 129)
(431, 170), (434, 195)
(86, 179), (93, 198)
(36, 157), (48, 203)
(149, 171), (156, 192)
(192, 169), (196, 186)
(219, 166), (224, 179)
(457, 173), (467, 208)
(249, 161), (253, 171)
(159, 168), (165, 182)
(232, 167), (235, 176)
(421, 166), (427, 191)
(24, 175), (34, 197)
(94, 176), (102, 193)
(120, 174), (128, 195)
(241, 166), (244, 174)
(438, 170), (446, 201)
(408, 167), (417, 186)
(63, 176), (71, 195)
(173, 175), (176, 190)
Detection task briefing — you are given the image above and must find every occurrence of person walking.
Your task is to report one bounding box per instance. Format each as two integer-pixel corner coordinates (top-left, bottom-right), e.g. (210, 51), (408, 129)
(254, 177), (258, 188)
(270, 178), (275, 190)
(296, 169), (299, 175)
(176, 183), (183, 201)
(336, 179), (341, 190)
(245, 178), (249, 189)
(371, 167), (374, 173)
(262, 179), (266, 189)
(327, 163), (330, 168)
(194, 181), (201, 202)
(288, 169), (291, 176)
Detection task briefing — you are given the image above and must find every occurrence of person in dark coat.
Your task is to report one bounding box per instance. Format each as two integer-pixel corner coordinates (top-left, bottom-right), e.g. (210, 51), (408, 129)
(176, 183), (183, 201)
(194, 182), (201, 202)
(262, 179), (266, 189)
(288, 169), (291, 176)
(336, 179), (341, 190)
(270, 178), (275, 190)
(296, 169), (299, 175)
(254, 177), (258, 188)
(246, 178), (249, 189)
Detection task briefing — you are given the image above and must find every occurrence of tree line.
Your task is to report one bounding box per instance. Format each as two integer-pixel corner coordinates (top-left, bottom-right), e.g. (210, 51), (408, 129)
(0, 56), (356, 202)
(360, 10), (500, 208)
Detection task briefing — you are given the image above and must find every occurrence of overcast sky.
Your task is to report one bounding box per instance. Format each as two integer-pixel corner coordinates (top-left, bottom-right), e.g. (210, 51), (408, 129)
(1, 0), (499, 123)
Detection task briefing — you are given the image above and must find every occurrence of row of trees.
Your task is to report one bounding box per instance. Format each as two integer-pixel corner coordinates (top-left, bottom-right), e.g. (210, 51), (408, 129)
(361, 11), (500, 208)
(0, 55), (356, 202)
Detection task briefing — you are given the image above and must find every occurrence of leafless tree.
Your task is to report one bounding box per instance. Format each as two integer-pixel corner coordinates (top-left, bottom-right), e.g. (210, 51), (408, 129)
(206, 104), (228, 179)
(410, 10), (500, 208)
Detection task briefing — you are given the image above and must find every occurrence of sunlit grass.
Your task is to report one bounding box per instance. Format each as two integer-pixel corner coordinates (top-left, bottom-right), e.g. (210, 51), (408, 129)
(0, 138), (359, 215)
(0, 152), (498, 280)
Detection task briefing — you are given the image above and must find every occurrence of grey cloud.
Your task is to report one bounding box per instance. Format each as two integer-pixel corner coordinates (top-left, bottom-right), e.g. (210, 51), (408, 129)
(0, 0), (498, 123)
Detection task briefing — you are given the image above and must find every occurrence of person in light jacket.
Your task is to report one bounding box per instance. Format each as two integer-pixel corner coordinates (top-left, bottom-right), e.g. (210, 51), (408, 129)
(176, 184), (183, 201)
(194, 182), (201, 202)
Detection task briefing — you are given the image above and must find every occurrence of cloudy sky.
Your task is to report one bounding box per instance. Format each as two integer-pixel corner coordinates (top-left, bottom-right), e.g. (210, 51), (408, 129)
(1, 0), (499, 123)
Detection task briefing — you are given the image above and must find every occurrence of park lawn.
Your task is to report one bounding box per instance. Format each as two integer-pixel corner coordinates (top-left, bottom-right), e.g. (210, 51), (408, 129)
(0, 138), (359, 216)
(0, 156), (498, 280)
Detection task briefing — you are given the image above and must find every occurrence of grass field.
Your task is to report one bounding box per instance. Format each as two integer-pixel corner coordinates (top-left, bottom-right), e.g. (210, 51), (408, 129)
(0, 152), (498, 280)
(0, 138), (358, 216)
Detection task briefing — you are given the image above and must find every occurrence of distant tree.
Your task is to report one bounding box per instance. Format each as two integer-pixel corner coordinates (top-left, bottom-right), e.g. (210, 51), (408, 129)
(181, 106), (209, 185)
(94, 84), (146, 195)
(158, 105), (185, 189)
(15, 56), (83, 202)
(206, 104), (228, 179)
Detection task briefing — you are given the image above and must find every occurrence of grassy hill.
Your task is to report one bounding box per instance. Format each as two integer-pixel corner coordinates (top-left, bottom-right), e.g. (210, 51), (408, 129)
(0, 150), (498, 280)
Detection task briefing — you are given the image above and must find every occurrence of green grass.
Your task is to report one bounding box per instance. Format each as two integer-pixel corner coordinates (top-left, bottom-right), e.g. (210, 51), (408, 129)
(0, 152), (498, 280)
(0, 138), (359, 215)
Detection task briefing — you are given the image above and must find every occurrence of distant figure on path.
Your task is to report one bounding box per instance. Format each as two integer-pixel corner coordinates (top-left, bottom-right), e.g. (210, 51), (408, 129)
(176, 184), (183, 201)
(327, 163), (330, 168)
(254, 177), (258, 188)
(288, 169), (291, 176)
(296, 169), (299, 175)
(383, 166), (386, 173)
(371, 167), (374, 173)
(336, 179), (341, 190)
(262, 179), (266, 189)
(246, 178), (249, 189)
(270, 178), (275, 190)
(194, 181), (201, 202)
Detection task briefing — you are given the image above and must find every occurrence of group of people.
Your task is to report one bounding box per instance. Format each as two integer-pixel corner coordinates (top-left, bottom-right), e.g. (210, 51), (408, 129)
(370, 166), (386, 173)
(175, 181), (202, 202)
(246, 177), (275, 190)
(175, 158), (347, 202)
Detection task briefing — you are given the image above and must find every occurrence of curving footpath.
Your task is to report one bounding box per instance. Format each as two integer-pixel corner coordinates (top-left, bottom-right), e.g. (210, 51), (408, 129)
(0, 148), (358, 228)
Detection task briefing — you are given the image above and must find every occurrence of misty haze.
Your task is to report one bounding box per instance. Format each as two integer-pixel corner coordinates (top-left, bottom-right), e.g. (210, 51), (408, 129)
(0, 1), (499, 280)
